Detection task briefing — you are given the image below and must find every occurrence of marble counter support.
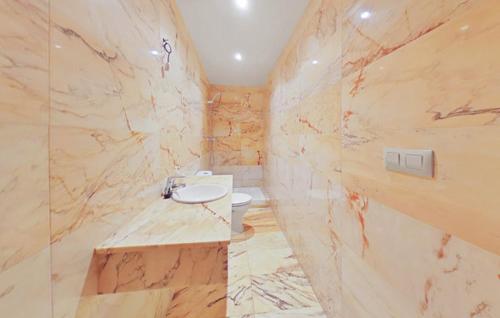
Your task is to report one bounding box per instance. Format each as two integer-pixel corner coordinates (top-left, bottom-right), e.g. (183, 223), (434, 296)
(92, 175), (232, 318)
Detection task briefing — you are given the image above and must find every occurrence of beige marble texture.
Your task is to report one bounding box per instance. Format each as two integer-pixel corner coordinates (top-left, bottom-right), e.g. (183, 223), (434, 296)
(227, 207), (326, 318)
(339, 191), (500, 317)
(0, 0), (49, 126)
(48, 0), (211, 317)
(208, 85), (268, 173)
(0, 0), (51, 317)
(3, 0), (500, 317)
(1, 0), (210, 317)
(97, 243), (228, 293)
(96, 244), (228, 318)
(342, 0), (500, 254)
(213, 165), (263, 187)
(264, 1), (343, 316)
(76, 289), (172, 318)
(93, 175), (231, 318)
(96, 175), (232, 253)
(263, 0), (500, 317)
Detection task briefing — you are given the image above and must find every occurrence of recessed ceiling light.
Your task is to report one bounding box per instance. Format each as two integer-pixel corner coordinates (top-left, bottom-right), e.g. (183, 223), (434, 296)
(312, 60), (319, 65)
(234, 52), (243, 61)
(150, 50), (160, 56)
(54, 44), (62, 49)
(360, 11), (372, 19)
(460, 24), (470, 32)
(235, 0), (248, 10)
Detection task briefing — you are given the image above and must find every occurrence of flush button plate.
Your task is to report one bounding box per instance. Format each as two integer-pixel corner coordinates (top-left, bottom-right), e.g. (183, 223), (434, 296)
(384, 148), (433, 177)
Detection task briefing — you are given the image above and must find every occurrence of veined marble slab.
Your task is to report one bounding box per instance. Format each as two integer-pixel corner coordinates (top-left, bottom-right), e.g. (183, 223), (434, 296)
(95, 175), (232, 254)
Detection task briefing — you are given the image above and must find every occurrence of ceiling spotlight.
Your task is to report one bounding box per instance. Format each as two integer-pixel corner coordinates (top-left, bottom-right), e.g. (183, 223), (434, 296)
(150, 50), (160, 56)
(360, 11), (372, 19)
(234, 52), (243, 61)
(312, 60), (319, 65)
(235, 0), (249, 10)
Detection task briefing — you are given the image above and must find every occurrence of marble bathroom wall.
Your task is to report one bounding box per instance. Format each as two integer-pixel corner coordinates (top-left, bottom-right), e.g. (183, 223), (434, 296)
(49, 0), (209, 317)
(0, 1), (51, 317)
(1, 0), (209, 317)
(208, 85), (267, 186)
(264, 0), (343, 315)
(264, 0), (500, 317)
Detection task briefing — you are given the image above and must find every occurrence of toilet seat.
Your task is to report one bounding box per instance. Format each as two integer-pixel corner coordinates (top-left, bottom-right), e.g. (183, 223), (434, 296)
(232, 193), (252, 207)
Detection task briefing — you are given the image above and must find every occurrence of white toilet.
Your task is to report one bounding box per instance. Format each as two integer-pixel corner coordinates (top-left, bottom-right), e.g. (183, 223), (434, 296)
(231, 192), (252, 233)
(196, 170), (253, 232)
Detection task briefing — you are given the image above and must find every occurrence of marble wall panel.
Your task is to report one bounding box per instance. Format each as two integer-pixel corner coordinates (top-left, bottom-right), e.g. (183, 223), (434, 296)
(263, 0), (344, 316)
(48, 0), (209, 316)
(2, 0), (208, 316)
(212, 165), (263, 187)
(264, 0), (500, 317)
(339, 192), (500, 317)
(0, 1), (51, 317)
(208, 85), (267, 169)
(0, 0), (49, 126)
(342, 0), (500, 254)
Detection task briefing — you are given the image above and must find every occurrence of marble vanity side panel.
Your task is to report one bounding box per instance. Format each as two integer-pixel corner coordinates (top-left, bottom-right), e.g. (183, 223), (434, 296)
(49, 0), (208, 317)
(97, 243), (228, 294)
(208, 85), (267, 185)
(75, 289), (173, 318)
(0, 0), (51, 317)
(263, 0), (343, 316)
(96, 244), (228, 318)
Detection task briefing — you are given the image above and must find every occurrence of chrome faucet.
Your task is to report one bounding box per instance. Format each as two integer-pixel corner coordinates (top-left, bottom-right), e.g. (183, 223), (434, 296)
(162, 176), (186, 199)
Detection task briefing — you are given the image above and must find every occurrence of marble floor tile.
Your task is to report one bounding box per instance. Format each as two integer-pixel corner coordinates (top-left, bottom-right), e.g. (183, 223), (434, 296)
(227, 275), (254, 317)
(243, 209), (281, 234)
(227, 207), (324, 317)
(245, 231), (290, 250)
(253, 306), (326, 317)
(228, 242), (251, 278)
(247, 248), (301, 275)
(251, 271), (320, 314)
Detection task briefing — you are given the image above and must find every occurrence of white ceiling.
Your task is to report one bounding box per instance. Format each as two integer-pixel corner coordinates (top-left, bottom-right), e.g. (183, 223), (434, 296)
(176, 0), (309, 86)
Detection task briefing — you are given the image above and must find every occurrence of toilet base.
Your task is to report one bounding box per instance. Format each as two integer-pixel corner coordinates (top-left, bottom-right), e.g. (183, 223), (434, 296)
(232, 204), (249, 233)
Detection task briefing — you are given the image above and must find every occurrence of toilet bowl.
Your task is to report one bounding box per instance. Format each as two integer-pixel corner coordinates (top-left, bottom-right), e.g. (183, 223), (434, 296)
(232, 192), (252, 233)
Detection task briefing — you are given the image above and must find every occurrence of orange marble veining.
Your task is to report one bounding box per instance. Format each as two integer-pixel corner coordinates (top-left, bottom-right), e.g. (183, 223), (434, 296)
(227, 206), (326, 317)
(1, 0), (210, 317)
(208, 85), (267, 167)
(264, 0), (500, 317)
(207, 85), (268, 187)
(0, 1), (51, 317)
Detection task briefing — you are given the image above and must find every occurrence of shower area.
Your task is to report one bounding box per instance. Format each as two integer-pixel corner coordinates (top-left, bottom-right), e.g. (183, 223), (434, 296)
(205, 85), (269, 204)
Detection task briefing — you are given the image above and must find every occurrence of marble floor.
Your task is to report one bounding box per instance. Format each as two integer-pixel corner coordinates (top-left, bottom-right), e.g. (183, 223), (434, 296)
(227, 206), (326, 318)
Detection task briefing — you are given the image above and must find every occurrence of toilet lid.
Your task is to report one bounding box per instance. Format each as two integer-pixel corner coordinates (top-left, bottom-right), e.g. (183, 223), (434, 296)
(232, 193), (252, 207)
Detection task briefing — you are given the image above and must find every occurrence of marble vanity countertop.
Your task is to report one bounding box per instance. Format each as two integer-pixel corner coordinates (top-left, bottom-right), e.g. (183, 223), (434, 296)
(95, 175), (232, 254)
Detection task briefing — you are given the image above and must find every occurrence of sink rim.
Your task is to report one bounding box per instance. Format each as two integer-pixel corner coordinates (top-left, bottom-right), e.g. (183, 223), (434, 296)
(171, 183), (228, 204)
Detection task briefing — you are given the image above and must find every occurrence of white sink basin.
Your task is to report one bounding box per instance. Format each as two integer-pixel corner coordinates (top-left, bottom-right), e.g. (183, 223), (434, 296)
(172, 184), (228, 204)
